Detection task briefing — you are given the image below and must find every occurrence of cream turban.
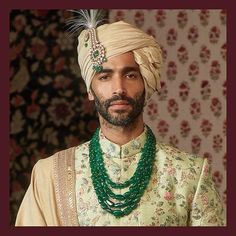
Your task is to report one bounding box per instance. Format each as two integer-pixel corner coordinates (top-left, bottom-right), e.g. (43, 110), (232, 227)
(77, 21), (163, 101)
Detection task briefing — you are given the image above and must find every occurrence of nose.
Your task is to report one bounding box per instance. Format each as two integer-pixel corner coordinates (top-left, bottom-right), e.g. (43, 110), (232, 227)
(112, 76), (127, 96)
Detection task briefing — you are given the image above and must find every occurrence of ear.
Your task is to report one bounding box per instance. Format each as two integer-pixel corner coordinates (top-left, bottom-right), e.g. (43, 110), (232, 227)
(88, 90), (94, 101)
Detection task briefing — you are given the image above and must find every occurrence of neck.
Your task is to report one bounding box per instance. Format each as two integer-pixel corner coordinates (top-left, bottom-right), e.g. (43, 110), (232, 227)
(99, 115), (145, 146)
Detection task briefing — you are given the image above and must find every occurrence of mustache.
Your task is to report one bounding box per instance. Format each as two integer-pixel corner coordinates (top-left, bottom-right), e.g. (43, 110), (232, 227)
(103, 95), (136, 109)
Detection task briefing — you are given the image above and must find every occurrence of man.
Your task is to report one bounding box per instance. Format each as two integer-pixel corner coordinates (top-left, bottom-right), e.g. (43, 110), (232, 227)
(15, 16), (225, 226)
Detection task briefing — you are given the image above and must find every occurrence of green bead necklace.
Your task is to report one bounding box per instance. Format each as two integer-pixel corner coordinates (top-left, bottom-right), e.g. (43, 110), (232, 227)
(89, 126), (157, 218)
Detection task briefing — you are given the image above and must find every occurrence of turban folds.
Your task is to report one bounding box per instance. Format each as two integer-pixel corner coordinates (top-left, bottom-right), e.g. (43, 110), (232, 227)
(77, 21), (163, 101)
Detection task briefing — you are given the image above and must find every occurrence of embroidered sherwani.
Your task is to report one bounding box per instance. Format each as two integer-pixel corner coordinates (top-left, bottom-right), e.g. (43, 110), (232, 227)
(15, 128), (225, 226)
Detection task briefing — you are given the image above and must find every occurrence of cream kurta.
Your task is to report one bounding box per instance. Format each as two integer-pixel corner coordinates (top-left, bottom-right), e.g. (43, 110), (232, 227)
(15, 128), (225, 226)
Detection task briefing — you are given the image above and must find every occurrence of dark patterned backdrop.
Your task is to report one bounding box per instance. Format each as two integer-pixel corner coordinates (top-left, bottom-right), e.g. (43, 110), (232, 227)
(9, 10), (105, 225)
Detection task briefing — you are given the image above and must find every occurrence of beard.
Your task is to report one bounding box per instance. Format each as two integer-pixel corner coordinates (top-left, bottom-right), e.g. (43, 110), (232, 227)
(91, 89), (145, 127)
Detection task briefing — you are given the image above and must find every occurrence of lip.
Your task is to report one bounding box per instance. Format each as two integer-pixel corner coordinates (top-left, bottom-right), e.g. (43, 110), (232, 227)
(110, 100), (129, 106)
(109, 100), (130, 109)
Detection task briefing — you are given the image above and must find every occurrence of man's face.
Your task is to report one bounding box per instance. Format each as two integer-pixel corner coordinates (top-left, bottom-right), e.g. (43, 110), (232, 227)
(89, 52), (145, 127)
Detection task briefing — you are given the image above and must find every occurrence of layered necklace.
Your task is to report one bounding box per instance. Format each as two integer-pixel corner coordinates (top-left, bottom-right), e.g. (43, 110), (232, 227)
(89, 126), (157, 218)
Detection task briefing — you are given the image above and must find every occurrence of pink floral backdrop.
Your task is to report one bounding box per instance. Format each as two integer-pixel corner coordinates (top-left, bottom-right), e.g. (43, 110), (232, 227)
(109, 9), (226, 213)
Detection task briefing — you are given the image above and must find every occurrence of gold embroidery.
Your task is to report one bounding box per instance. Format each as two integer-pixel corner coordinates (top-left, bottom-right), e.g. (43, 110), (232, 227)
(53, 147), (79, 226)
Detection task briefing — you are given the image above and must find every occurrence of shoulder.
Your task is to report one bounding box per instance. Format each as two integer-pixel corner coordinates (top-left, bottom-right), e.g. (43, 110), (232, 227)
(34, 141), (91, 171)
(33, 146), (77, 175)
(36, 146), (76, 165)
(154, 142), (209, 190)
(156, 141), (204, 171)
(75, 140), (90, 155)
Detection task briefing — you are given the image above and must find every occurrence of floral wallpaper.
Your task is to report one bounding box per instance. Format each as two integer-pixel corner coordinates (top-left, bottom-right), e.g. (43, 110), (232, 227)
(10, 9), (226, 225)
(109, 9), (226, 217)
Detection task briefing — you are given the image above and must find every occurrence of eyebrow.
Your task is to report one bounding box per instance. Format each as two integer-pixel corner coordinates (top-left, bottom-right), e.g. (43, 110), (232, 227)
(97, 66), (140, 74)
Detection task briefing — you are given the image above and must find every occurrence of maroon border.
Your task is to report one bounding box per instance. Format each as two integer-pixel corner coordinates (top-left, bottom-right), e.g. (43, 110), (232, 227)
(1, 1), (235, 236)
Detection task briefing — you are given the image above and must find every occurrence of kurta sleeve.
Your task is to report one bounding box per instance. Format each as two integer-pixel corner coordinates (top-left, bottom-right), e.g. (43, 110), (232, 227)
(189, 158), (226, 226)
(15, 160), (47, 226)
(15, 147), (78, 226)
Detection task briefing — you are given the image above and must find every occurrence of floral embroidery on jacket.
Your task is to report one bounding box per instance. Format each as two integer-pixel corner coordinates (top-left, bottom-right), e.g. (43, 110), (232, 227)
(75, 128), (225, 226)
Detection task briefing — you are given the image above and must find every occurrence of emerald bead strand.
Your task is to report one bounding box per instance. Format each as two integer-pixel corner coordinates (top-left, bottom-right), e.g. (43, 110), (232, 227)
(89, 126), (157, 218)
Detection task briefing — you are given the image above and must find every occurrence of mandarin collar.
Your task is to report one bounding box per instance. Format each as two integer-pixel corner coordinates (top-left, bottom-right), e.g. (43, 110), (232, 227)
(99, 126), (147, 158)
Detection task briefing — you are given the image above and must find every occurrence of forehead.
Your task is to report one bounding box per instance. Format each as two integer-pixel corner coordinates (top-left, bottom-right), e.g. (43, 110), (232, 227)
(101, 51), (139, 70)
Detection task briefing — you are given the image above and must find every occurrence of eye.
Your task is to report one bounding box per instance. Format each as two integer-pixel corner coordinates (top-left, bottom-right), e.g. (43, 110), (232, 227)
(98, 75), (109, 81)
(125, 72), (139, 79)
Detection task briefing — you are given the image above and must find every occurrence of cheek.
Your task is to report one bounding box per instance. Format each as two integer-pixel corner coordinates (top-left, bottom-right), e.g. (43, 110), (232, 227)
(90, 85), (110, 103)
(94, 88), (109, 100)
(140, 79), (145, 94)
(132, 80), (145, 95)
(92, 83), (112, 99)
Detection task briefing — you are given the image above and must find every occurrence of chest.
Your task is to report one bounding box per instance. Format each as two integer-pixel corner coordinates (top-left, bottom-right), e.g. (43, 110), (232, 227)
(75, 158), (190, 226)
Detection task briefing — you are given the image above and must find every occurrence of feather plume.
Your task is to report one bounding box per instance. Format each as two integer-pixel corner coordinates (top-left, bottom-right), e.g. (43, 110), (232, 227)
(66, 9), (106, 36)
